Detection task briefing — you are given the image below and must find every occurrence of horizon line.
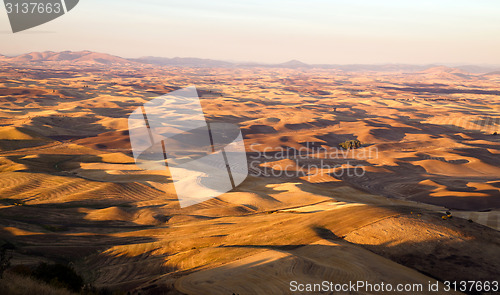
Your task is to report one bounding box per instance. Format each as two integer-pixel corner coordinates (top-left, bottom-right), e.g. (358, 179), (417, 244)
(2, 50), (500, 68)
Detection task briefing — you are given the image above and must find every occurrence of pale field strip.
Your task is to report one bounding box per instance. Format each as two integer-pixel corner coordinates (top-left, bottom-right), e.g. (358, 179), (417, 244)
(442, 210), (500, 231)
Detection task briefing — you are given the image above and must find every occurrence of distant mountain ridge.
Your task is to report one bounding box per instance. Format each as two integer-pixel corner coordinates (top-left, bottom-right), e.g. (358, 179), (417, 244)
(131, 56), (233, 67)
(3, 51), (132, 64)
(484, 71), (500, 76)
(2, 51), (500, 73)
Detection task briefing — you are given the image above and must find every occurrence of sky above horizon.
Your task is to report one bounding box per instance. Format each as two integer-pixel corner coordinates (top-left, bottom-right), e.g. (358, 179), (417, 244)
(1, 0), (500, 64)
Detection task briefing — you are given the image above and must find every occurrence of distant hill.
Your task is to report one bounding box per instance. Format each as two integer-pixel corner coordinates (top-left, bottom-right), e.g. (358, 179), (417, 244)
(484, 71), (500, 76)
(456, 65), (500, 74)
(315, 64), (434, 72)
(4, 51), (133, 65)
(242, 61), (440, 72)
(277, 60), (310, 68)
(419, 66), (471, 79)
(421, 66), (465, 74)
(131, 56), (233, 67)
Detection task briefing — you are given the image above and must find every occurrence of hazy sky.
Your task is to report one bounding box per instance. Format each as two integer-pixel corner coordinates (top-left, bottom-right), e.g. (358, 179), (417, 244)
(1, 0), (500, 64)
